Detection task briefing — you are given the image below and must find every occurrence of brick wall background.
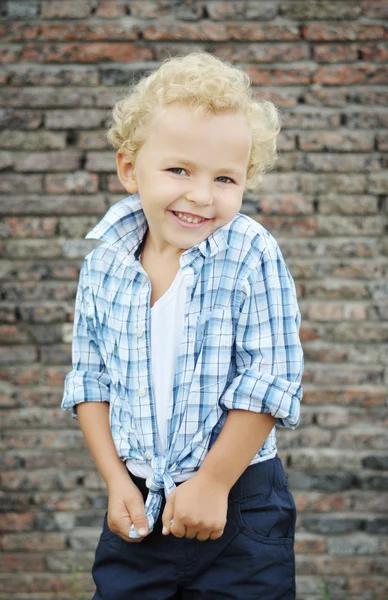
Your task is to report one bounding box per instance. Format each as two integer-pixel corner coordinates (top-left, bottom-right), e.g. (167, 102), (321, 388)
(0, 1), (387, 598)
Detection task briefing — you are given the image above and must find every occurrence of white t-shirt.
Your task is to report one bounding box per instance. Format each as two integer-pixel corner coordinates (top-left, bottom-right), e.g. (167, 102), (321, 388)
(126, 267), (195, 482)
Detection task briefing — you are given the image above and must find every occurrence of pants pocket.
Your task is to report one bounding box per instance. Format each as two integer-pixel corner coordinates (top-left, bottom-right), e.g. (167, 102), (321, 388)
(236, 486), (296, 546)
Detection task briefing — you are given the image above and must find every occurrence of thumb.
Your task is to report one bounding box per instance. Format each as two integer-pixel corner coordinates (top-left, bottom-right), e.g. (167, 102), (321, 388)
(127, 498), (148, 537)
(162, 493), (175, 536)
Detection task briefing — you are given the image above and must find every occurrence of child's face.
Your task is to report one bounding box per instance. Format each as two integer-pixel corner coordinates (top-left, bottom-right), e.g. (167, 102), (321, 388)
(117, 105), (251, 256)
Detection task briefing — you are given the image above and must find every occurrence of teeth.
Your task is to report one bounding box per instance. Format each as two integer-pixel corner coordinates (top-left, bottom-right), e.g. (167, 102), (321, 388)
(175, 211), (205, 224)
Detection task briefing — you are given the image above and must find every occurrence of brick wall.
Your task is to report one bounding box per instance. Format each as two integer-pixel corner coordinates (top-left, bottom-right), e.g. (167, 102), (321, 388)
(0, 1), (387, 598)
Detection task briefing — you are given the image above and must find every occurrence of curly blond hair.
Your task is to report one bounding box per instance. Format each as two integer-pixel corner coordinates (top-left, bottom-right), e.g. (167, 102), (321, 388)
(107, 52), (280, 190)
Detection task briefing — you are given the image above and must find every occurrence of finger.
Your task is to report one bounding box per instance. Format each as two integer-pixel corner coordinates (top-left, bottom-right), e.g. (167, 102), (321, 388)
(170, 519), (187, 538)
(195, 530), (211, 541)
(162, 497), (175, 535)
(184, 526), (199, 540)
(124, 503), (148, 538)
(209, 529), (224, 541)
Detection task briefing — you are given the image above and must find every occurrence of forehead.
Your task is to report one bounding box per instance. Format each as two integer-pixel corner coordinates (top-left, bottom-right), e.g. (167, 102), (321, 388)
(141, 105), (252, 168)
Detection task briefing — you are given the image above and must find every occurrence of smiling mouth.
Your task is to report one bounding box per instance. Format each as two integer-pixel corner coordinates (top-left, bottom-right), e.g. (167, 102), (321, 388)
(172, 211), (211, 223)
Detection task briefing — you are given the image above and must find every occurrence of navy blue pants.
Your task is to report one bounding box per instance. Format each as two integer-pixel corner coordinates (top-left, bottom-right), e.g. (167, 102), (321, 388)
(92, 455), (296, 599)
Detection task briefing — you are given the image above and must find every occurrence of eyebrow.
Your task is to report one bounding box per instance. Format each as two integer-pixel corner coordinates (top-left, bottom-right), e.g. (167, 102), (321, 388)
(163, 157), (244, 177)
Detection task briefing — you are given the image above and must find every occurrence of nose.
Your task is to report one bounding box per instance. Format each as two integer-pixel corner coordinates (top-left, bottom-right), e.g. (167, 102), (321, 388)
(185, 180), (214, 206)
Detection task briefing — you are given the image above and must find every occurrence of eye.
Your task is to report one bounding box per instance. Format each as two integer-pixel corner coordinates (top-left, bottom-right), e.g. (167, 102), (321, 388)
(216, 176), (234, 184)
(168, 168), (187, 175)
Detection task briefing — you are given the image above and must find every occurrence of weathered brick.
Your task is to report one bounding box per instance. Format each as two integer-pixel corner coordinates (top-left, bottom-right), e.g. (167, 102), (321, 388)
(303, 23), (386, 41)
(20, 43), (152, 64)
(0, 173), (43, 193)
(313, 43), (358, 63)
(300, 174), (366, 194)
(280, 1), (362, 20)
(131, 0), (204, 19)
(213, 43), (309, 63)
(258, 195), (312, 216)
(0, 553), (45, 572)
(281, 109), (341, 130)
(40, 1), (93, 19)
(6, 66), (99, 86)
(6, 0), (38, 18)
(346, 111), (388, 129)
(85, 152), (116, 171)
(314, 65), (388, 85)
(361, 0), (388, 18)
(45, 172), (99, 194)
(13, 151), (82, 172)
(45, 109), (108, 129)
(0, 217), (58, 239)
(317, 215), (386, 236)
(96, 1), (127, 18)
(143, 22), (300, 41)
(246, 66), (311, 86)
(0, 109), (42, 129)
(318, 195), (378, 215)
(298, 132), (375, 153)
(77, 131), (111, 150)
(206, 1), (277, 20)
(297, 153), (382, 174)
(0, 194), (106, 215)
(0, 131), (66, 150)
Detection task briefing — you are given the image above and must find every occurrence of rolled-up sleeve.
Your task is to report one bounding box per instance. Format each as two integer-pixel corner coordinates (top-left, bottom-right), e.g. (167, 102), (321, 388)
(61, 259), (111, 419)
(219, 245), (304, 429)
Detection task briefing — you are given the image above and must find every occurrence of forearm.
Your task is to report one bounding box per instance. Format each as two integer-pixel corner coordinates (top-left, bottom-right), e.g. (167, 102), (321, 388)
(77, 402), (134, 489)
(198, 409), (276, 490)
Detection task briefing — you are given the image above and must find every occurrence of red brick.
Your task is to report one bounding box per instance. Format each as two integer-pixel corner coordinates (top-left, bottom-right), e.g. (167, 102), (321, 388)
(20, 43), (152, 63)
(0, 325), (30, 345)
(314, 65), (388, 85)
(0, 366), (41, 386)
(360, 42), (388, 63)
(299, 131), (375, 152)
(313, 43), (358, 63)
(303, 23), (386, 41)
(246, 66), (311, 85)
(361, 0), (388, 18)
(255, 216), (317, 237)
(0, 513), (34, 532)
(96, 1), (127, 18)
(143, 22), (300, 41)
(0, 553), (45, 572)
(259, 194), (313, 216)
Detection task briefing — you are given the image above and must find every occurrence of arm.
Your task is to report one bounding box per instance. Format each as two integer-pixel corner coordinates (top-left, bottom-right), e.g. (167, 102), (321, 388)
(62, 260), (148, 541)
(61, 259), (111, 419)
(77, 402), (149, 541)
(219, 244), (304, 428)
(162, 244), (303, 540)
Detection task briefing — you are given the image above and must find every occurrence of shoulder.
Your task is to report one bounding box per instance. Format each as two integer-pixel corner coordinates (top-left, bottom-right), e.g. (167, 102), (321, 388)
(80, 242), (121, 287)
(224, 213), (282, 268)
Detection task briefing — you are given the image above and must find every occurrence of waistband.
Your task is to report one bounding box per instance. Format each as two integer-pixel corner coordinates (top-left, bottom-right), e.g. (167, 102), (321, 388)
(129, 455), (287, 502)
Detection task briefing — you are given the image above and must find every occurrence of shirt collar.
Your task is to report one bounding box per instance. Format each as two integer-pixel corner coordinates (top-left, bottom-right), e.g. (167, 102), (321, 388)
(85, 193), (231, 260)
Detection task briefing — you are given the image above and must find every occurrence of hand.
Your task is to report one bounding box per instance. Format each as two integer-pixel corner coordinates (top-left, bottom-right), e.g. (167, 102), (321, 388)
(107, 477), (149, 543)
(161, 473), (229, 541)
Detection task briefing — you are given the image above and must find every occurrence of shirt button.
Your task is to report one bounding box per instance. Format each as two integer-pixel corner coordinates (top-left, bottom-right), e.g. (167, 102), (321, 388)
(145, 478), (152, 489)
(145, 451), (152, 461)
(137, 328), (144, 337)
(138, 388), (146, 397)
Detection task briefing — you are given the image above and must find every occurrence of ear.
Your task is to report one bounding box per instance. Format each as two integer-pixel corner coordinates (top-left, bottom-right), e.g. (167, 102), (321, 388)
(116, 151), (138, 194)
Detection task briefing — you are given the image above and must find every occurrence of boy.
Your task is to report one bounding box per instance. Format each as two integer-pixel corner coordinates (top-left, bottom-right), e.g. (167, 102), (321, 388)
(61, 52), (303, 599)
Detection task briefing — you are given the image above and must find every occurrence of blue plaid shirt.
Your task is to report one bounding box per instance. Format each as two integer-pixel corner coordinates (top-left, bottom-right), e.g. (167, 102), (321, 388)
(61, 194), (303, 537)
